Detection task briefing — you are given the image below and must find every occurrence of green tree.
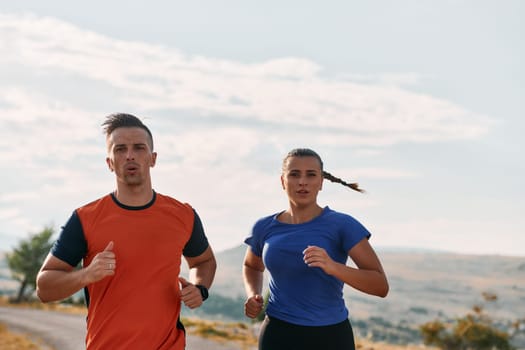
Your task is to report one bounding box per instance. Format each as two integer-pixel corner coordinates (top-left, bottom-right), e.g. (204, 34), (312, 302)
(420, 292), (516, 350)
(6, 226), (54, 303)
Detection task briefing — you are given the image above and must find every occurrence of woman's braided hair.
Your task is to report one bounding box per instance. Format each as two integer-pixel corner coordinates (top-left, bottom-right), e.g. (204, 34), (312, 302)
(283, 148), (364, 193)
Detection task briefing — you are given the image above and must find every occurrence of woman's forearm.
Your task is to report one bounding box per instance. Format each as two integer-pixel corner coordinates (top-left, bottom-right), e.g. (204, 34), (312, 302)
(243, 264), (263, 297)
(331, 263), (389, 297)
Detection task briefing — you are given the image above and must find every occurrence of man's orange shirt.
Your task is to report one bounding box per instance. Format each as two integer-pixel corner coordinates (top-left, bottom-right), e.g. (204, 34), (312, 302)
(78, 193), (194, 349)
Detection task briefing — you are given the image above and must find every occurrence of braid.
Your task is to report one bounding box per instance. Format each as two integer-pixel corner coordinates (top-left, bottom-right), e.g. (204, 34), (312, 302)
(323, 171), (365, 193)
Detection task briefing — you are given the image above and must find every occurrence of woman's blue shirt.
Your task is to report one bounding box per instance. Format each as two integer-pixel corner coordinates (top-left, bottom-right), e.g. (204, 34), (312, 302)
(244, 206), (371, 326)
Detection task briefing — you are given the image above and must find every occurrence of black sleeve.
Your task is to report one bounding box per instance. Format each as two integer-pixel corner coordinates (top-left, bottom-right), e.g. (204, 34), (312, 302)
(50, 211), (87, 267)
(182, 209), (210, 258)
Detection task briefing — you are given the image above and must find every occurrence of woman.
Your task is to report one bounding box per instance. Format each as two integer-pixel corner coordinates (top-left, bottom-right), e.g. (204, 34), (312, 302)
(243, 148), (388, 350)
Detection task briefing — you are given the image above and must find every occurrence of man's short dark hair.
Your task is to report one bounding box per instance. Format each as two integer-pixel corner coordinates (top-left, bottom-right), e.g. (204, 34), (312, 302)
(102, 113), (154, 150)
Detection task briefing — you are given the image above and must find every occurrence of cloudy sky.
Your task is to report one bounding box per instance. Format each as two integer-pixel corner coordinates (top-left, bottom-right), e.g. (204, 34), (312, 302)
(0, 1), (523, 256)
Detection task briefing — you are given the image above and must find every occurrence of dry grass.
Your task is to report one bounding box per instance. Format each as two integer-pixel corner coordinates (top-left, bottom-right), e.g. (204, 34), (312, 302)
(182, 317), (259, 348)
(356, 338), (436, 350)
(0, 323), (45, 350)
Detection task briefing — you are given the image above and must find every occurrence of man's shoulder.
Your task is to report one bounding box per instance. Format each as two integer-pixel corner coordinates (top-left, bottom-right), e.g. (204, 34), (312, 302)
(77, 193), (112, 211)
(155, 192), (194, 212)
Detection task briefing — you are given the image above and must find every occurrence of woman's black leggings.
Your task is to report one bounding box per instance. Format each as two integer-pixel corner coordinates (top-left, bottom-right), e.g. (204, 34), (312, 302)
(258, 316), (356, 350)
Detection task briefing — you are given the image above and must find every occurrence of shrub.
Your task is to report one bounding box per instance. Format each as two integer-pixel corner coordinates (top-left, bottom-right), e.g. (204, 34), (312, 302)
(420, 293), (516, 350)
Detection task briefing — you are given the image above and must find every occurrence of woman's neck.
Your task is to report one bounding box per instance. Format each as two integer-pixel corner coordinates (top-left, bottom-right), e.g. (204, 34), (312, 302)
(280, 204), (323, 224)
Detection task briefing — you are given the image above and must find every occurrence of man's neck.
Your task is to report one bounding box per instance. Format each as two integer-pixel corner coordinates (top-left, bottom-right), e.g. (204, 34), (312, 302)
(113, 186), (154, 207)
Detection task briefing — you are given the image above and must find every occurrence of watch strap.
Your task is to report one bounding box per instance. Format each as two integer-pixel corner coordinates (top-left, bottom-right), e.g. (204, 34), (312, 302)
(195, 284), (209, 301)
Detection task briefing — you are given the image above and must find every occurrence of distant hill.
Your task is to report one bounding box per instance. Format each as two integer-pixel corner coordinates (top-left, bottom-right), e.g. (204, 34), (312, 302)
(191, 245), (525, 345)
(207, 245), (525, 320)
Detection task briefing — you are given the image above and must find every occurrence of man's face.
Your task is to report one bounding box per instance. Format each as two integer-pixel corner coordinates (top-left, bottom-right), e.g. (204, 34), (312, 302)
(105, 127), (156, 187)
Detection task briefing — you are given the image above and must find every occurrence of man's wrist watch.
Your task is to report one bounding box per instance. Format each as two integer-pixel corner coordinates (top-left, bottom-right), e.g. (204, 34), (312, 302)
(195, 284), (209, 301)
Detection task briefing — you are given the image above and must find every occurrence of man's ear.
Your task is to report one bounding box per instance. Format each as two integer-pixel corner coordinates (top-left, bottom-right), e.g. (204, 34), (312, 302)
(106, 157), (114, 172)
(150, 152), (157, 167)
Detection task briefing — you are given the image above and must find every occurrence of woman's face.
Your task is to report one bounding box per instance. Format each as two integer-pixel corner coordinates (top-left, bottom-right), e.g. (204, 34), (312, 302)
(281, 156), (323, 208)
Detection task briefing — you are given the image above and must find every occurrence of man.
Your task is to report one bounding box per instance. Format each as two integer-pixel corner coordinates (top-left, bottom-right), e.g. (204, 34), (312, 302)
(36, 113), (216, 349)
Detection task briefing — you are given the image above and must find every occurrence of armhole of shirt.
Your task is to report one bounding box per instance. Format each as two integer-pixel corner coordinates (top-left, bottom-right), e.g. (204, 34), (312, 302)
(50, 211), (87, 267)
(182, 209), (209, 257)
(341, 214), (371, 253)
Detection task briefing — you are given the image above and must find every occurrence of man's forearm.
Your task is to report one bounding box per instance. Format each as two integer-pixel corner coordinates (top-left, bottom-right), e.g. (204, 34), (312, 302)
(36, 269), (87, 303)
(190, 257), (217, 289)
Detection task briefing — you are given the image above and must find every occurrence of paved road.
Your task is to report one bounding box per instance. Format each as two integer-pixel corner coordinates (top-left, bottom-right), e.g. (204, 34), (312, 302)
(0, 307), (253, 350)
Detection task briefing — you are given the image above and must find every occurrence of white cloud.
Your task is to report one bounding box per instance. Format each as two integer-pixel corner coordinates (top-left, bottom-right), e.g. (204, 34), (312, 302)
(0, 208), (20, 221)
(0, 12), (511, 256)
(1, 12), (495, 147)
(374, 218), (525, 257)
(346, 167), (419, 179)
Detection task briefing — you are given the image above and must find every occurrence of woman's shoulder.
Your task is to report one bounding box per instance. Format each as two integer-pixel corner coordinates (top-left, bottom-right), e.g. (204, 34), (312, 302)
(246, 212), (281, 246)
(322, 206), (362, 224)
(254, 211), (280, 228)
